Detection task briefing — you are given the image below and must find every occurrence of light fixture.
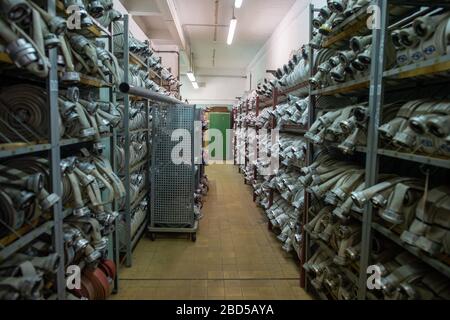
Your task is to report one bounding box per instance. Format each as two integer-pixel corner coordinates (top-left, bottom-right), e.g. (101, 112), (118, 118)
(192, 81), (199, 89)
(186, 71), (196, 82)
(234, 0), (243, 8)
(227, 17), (237, 45)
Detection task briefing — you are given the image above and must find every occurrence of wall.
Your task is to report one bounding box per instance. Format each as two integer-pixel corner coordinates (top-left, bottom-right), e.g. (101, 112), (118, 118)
(246, 0), (327, 90)
(180, 74), (246, 106)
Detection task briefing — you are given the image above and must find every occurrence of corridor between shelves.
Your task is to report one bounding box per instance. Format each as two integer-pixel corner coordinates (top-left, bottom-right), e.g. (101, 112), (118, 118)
(112, 165), (310, 300)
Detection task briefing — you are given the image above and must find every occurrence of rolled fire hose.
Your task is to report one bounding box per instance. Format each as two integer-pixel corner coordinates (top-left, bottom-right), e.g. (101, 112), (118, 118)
(0, 260), (43, 299)
(351, 177), (420, 208)
(0, 85), (61, 143)
(402, 186), (450, 256)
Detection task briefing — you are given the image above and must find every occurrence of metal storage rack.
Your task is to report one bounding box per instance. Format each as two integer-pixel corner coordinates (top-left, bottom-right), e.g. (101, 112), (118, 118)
(304, 0), (450, 300)
(0, 0), (119, 299)
(114, 15), (151, 268)
(235, 0), (450, 300)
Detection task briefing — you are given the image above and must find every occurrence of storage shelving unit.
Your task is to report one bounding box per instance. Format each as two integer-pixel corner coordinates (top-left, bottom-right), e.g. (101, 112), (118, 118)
(115, 15), (151, 268)
(0, 0), (119, 299)
(234, 0), (450, 300)
(305, 0), (450, 300)
(0, 1), (181, 299)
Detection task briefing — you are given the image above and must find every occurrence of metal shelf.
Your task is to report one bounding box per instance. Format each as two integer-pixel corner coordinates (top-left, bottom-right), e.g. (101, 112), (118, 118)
(0, 221), (54, 262)
(280, 124), (307, 135)
(311, 77), (370, 96)
(384, 54), (450, 79)
(378, 148), (450, 169)
(321, 5), (371, 48)
(60, 134), (112, 147)
(78, 73), (112, 88)
(0, 143), (51, 158)
(372, 222), (450, 279)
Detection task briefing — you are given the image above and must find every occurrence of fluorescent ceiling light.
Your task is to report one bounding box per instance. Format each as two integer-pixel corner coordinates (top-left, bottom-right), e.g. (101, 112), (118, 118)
(227, 18), (237, 45)
(192, 81), (199, 89)
(234, 0), (243, 8)
(186, 71), (196, 82)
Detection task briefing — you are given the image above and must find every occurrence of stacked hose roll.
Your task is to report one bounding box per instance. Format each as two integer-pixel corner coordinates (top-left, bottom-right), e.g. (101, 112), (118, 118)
(305, 101), (403, 155)
(64, 33), (120, 85)
(401, 186), (450, 258)
(269, 96), (309, 128)
(391, 12), (450, 67)
(63, 95), (122, 140)
(0, 157), (59, 237)
(279, 134), (307, 168)
(112, 21), (151, 56)
(0, 84), (122, 144)
(0, 85), (63, 143)
(53, 152), (123, 273)
(128, 64), (168, 95)
(303, 246), (360, 299)
(117, 200), (148, 247)
(118, 171), (146, 210)
(257, 48), (335, 98)
(117, 102), (148, 131)
(0, 248), (61, 300)
(310, 37), (397, 88)
(311, 1), (413, 49)
(265, 192), (301, 253)
(379, 100), (450, 157)
(372, 251), (450, 300)
(0, 0), (66, 77)
(70, 259), (116, 300)
(60, 153), (124, 221)
(115, 132), (148, 174)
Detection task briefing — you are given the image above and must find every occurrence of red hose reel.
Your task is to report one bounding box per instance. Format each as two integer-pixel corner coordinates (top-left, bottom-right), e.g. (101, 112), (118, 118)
(71, 259), (116, 300)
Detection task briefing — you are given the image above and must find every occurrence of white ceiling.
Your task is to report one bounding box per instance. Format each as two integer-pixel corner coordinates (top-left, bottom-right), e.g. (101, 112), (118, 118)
(121, 0), (296, 75)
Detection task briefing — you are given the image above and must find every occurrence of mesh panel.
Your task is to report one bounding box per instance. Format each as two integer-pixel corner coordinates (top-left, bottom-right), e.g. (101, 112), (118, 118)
(151, 105), (195, 226)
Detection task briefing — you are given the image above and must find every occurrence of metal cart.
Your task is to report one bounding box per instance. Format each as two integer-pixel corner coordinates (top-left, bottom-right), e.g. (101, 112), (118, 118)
(148, 104), (198, 241)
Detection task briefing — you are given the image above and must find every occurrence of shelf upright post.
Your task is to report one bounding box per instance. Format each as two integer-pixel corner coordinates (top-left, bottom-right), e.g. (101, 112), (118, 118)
(272, 88), (278, 129)
(145, 57), (151, 236)
(253, 97), (260, 201)
(302, 3), (316, 291)
(108, 19), (120, 294)
(47, 0), (65, 300)
(123, 15), (132, 268)
(357, 0), (388, 300)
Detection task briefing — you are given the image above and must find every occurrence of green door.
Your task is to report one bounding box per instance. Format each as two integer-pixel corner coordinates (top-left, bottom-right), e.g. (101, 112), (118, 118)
(208, 112), (231, 161)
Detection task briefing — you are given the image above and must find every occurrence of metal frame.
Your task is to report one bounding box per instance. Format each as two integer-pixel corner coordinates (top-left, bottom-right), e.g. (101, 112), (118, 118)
(117, 15), (152, 268)
(238, 0), (450, 300)
(0, 1), (120, 299)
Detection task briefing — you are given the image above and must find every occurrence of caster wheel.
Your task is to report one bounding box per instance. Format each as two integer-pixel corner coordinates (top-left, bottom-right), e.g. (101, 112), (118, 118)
(191, 233), (197, 242)
(149, 233), (156, 241)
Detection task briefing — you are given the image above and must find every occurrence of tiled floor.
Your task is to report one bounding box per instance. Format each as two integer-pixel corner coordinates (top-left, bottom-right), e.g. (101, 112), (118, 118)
(111, 165), (312, 300)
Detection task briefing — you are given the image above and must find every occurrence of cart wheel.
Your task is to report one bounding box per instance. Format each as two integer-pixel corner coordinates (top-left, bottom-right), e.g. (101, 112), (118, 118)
(191, 233), (197, 242)
(149, 233), (156, 241)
